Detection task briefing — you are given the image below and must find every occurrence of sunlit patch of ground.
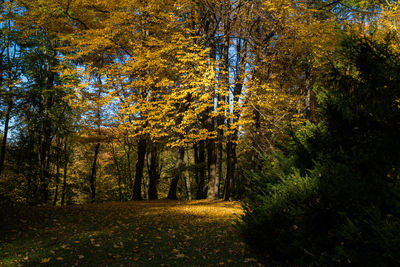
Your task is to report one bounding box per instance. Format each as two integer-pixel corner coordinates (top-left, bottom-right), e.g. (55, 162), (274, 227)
(0, 200), (261, 266)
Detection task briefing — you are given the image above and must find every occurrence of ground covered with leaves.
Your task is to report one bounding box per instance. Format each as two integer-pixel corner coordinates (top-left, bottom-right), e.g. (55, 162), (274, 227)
(0, 200), (262, 266)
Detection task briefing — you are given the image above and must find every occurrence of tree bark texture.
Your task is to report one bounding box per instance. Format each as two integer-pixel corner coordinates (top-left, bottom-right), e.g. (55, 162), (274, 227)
(132, 137), (146, 200)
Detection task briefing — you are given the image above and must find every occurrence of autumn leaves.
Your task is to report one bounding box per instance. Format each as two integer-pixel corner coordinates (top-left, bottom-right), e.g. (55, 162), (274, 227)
(0, 201), (256, 266)
(12, 0), (338, 201)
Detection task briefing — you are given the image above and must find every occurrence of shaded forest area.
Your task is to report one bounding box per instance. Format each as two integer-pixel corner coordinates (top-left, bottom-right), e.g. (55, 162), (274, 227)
(0, 0), (400, 265)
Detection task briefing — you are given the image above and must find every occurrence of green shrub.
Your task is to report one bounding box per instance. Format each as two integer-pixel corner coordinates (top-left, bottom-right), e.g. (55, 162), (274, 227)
(239, 34), (400, 266)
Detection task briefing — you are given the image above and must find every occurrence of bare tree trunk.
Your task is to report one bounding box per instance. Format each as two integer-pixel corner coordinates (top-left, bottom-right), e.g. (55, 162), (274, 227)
(225, 30), (247, 200)
(208, 9), (231, 200)
(38, 46), (57, 204)
(38, 119), (53, 204)
(184, 148), (191, 200)
(206, 138), (218, 199)
(111, 143), (123, 201)
(194, 143), (199, 186)
(53, 138), (62, 206)
(89, 143), (100, 203)
(53, 159), (60, 206)
(132, 137), (146, 200)
(123, 136), (134, 198)
(147, 141), (159, 200)
(215, 111), (223, 198)
(196, 141), (206, 199)
(225, 141), (237, 200)
(206, 35), (219, 199)
(167, 147), (185, 200)
(61, 165), (68, 205)
(61, 140), (68, 205)
(0, 100), (12, 177)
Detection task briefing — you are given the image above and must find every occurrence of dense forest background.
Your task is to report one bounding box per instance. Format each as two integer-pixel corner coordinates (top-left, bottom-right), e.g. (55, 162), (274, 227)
(0, 0), (339, 204)
(0, 0), (399, 265)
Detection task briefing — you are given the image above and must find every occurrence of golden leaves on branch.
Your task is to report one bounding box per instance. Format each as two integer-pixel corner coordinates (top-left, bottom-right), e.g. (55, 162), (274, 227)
(19, 0), (369, 150)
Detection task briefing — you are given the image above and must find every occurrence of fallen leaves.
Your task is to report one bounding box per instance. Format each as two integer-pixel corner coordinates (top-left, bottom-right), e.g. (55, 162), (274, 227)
(40, 257), (51, 263)
(176, 253), (185, 259)
(1, 200), (263, 266)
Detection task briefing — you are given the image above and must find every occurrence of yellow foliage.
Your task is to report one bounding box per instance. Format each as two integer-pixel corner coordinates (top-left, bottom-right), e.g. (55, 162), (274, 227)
(19, 0), (351, 150)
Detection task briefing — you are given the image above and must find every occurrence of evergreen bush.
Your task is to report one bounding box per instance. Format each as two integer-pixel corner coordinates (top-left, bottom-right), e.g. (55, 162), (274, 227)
(239, 35), (400, 266)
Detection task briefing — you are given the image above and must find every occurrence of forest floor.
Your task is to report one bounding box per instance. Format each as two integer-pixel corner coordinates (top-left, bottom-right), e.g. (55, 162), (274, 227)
(0, 200), (263, 266)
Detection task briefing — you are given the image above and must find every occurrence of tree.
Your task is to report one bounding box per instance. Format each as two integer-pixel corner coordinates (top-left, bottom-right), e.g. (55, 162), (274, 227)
(240, 31), (400, 265)
(3, 0), (387, 206)
(0, 0), (23, 178)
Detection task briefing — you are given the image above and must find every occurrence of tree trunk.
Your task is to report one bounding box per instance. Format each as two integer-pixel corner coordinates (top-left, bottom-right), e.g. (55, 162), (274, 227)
(111, 143), (123, 201)
(61, 141), (68, 206)
(252, 106), (262, 169)
(53, 138), (62, 206)
(25, 135), (35, 204)
(53, 158), (60, 206)
(38, 50), (57, 204)
(117, 168), (123, 201)
(196, 141), (206, 199)
(184, 148), (191, 200)
(89, 143), (100, 203)
(194, 143), (199, 186)
(123, 136), (134, 198)
(0, 100), (12, 177)
(206, 138), (218, 199)
(215, 92), (223, 198)
(204, 13), (219, 200)
(132, 137), (146, 200)
(224, 140), (237, 200)
(38, 122), (52, 204)
(61, 160), (68, 206)
(167, 147), (184, 200)
(304, 64), (317, 123)
(147, 141), (159, 200)
(143, 173), (149, 200)
(225, 70), (244, 201)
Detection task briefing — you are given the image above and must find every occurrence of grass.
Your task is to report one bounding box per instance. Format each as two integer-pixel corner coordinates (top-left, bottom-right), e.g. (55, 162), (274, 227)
(0, 200), (262, 266)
